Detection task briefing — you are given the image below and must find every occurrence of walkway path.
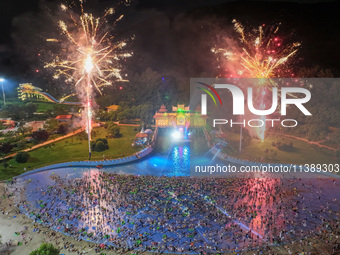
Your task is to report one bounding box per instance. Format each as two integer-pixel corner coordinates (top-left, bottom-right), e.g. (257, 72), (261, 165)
(0, 122), (148, 162)
(0, 127), (85, 161)
(267, 132), (337, 151)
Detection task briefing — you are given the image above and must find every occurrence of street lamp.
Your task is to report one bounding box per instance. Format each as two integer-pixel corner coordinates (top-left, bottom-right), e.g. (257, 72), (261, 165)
(0, 78), (5, 106)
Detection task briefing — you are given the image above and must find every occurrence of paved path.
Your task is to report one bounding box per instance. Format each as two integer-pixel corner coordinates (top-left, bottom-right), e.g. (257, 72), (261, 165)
(1, 122), (153, 161)
(267, 132), (337, 151)
(0, 127), (85, 161)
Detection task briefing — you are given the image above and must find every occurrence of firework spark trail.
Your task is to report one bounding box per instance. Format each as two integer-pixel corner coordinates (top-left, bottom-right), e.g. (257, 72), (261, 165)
(44, 0), (132, 158)
(212, 20), (300, 141)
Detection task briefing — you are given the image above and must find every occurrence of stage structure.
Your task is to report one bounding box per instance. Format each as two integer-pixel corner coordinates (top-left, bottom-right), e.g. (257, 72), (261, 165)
(153, 104), (207, 139)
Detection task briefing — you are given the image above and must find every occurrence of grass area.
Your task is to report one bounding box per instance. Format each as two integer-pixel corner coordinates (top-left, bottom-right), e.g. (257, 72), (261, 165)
(35, 101), (57, 112)
(224, 131), (337, 165)
(34, 100), (80, 112)
(0, 98), (50, 109)
(0, 97), (24, 106)
(35, 101), (81, 112)
(0, 97), (78, 113)
(320, 140), (339, 149)
(0, 125), (140, 180)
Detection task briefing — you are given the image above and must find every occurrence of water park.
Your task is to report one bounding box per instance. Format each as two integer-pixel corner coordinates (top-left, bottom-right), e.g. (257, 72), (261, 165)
(0, 102), (338, 255)
(1, 1), (340, 254)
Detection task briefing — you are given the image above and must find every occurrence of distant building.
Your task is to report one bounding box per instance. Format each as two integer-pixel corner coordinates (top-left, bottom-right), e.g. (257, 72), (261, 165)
(25, 121), (45, 132)
(106, 105), (119, 112)
(55, 115), (73, 125)
(0, 118), (16, 128)
(153, 104), (207, 128)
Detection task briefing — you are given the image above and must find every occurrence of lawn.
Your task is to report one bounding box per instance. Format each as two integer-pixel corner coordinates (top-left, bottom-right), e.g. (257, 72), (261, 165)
(34, 101), (81, 113)
(35, 101), (56, 112)
(0, 98), (78, 113)
(224, 131), (337, 165)
(0, 125), (140, 180)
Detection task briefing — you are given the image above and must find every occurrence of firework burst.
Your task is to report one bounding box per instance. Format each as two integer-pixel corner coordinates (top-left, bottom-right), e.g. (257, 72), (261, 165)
(212, 20), (300, 142)
(45, 1), (132, 95)
(212, 19), (300, 81)
(44, 0), (132, 158)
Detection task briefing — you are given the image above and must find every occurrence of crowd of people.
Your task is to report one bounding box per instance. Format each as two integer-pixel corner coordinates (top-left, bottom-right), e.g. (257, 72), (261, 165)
(11, 169), (339, 254)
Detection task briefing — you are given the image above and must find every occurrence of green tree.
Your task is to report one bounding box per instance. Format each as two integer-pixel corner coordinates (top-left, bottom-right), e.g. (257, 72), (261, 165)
(106, 123), (120, 138)
(98, 111), (118, 122)
(44, 119), (59, 132)
(94, 141), (106, 152)
(285, 67), (339, 139)
(32, 129), (50, 144)
(117, 108), (134, 122)
(3, 104), (25, 120)
(137, 104), (154, 125)
(0, 142), (14, 154)
(307, 124), (328, 141)
(57, 123), (69, 135)
(2, 161), (9, 169)
(95, 93), (120, 108)
(91, 138), (109, 151)
(127, 68), (163, 106)
(297, 65), (333, 78)
(53, 105), (68, 116)
(0, 109), (9, 118)
(29, 243), (60, 255)
(15, 140), (27, 150)
(330, 129), (340, 145)
(15, 152), (30, 163)
(17, 126), (33, 135)
(25, 102), (38, 118)
(96, 138), (108, 146)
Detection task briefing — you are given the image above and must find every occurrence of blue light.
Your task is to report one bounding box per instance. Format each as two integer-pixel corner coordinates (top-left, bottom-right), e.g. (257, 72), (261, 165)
(184, 147), (189, 156)
(148, 156), (169, 169)
(173, 146), (179, 157)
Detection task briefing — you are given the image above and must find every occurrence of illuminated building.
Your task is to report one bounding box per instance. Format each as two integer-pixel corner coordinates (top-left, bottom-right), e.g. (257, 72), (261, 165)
(153, 104), (207, 128)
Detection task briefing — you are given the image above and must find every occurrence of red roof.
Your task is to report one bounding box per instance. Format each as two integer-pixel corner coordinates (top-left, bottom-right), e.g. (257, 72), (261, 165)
(55, 115), (72, 120)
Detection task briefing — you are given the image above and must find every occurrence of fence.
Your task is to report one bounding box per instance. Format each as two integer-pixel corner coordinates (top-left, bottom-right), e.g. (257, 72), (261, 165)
(17, 146), (153, 178)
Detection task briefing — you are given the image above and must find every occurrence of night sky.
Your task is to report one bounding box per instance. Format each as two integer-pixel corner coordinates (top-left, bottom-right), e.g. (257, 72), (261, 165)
(1, 0), (340, 94)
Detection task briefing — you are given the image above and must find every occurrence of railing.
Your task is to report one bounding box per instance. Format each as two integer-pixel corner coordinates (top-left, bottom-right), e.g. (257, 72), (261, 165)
(151, 126), (159, 146)
(17, 146), (153, 178)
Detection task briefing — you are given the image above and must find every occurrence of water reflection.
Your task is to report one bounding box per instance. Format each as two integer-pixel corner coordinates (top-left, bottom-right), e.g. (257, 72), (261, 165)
(18, 169), (340, 253)
(15, 128), (340, 253)
(167, 144), (190, 176)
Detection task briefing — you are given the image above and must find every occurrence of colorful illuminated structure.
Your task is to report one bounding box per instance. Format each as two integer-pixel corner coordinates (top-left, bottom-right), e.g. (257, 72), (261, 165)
(17, 83), (81, 105)
(44, 1), (131, 159)
(212, 20), (300, 141)
(153, 104), (207, 129)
